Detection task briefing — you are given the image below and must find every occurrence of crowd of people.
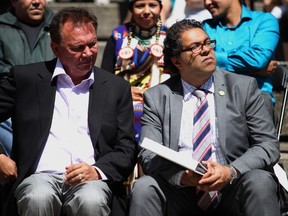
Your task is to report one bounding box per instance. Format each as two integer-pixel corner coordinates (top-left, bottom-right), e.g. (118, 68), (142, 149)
(0, 0), (286, 215)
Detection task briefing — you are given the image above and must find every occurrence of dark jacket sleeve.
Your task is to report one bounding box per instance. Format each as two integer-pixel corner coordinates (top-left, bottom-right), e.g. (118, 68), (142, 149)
(91, 74), (137, 181)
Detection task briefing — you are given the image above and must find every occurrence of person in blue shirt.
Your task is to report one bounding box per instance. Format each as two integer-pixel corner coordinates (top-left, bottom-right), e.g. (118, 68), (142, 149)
(202, 0), (280, 125)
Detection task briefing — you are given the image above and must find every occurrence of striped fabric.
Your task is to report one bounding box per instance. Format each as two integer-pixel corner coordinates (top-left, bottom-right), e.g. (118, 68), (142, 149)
(192, 90), (212, 161)
(192, 89), (218, 211)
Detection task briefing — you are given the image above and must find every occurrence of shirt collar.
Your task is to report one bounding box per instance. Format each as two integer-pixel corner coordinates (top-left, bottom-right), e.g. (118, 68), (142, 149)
(52, 58), (95, 87)
(219, 5), (251, 29)
(240, 5), (252, 21)
(181, 76), (214, 101)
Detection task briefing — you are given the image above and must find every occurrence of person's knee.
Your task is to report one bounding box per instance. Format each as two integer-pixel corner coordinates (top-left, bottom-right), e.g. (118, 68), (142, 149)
(67, 181), (112, 213)
(23, 191), (58, 206)
(241, 170), (278, 197)
(64, 194), (111, 216)
(79, 192), (109, 208)
(17, 187), (60, 213)
(129, 175), (166, 216)
(131, 176), (157, 198)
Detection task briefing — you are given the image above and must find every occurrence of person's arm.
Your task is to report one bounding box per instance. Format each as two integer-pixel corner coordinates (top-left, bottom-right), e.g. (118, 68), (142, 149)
(0, 154), (17, 183)
(139, 87), (186, 180)
(251, 60), (278, 77)
(212, 13), (280, 73)
(101, 36), (116, 73)
(182, 77), (280, 191)
(92, 78), (137, 182)
(0, 69), (18, 183)
(0, 69), (16, 123)
(0, 48), (12, 78)
(229, 78), (280, 174)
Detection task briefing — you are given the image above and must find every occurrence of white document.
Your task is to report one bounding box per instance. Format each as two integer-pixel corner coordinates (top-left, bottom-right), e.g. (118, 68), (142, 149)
(141, 138), (288, 189)
(141, 137), (207, 175)
(274, 163), (288, 192)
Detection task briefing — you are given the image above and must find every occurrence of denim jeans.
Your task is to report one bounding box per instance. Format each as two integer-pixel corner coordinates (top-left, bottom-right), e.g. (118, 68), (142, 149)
(0, 118), (12, 156)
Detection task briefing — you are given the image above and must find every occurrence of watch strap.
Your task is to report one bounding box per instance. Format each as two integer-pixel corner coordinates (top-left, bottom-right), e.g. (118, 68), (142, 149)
(228, 165), (238, 184)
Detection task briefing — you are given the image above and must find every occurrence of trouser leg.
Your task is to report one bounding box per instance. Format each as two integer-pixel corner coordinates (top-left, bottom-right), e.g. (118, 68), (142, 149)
(62, 180), (112, 216)
(129, 175), (166, 216)
(15, 173), (63, 216)
(129, 175), (204, 216)
(216, 169), (281, 216)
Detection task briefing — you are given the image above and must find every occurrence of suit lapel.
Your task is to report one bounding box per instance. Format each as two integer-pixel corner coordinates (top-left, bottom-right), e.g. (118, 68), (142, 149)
(36, 60), (57, 148)
(213, 69), (227, 150)
(88, 67), (108, 148)
(169, 76), (184, 151)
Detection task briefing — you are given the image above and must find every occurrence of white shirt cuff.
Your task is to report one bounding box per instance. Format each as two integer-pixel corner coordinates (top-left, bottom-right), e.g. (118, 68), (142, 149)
(93, 166), (108, 180)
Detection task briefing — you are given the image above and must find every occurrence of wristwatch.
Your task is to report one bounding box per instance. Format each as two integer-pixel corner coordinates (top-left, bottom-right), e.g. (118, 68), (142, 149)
(228, 165), (238, 184)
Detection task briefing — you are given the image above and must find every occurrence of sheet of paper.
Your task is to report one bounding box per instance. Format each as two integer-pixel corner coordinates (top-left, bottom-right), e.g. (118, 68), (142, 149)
(274, 163), (288, 192)
(141, 137), (207, 175)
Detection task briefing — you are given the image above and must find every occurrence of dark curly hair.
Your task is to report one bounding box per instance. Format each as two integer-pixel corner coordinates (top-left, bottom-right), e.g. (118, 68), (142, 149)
(50, 7), (98, 45)
(163, 19), (204, 74)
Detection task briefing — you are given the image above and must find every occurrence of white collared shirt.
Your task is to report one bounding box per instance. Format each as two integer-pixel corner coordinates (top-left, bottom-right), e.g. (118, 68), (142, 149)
(36, 59), (95, 174)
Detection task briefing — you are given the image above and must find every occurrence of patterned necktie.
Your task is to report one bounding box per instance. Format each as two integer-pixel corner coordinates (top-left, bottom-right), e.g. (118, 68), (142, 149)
(192, 89), (212, 161)
(192, 89), (218, 211)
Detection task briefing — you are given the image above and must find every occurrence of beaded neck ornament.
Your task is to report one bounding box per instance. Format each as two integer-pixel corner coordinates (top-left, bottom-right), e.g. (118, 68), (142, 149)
(118, 18), (163, 60)
(128, 18), (162, 48)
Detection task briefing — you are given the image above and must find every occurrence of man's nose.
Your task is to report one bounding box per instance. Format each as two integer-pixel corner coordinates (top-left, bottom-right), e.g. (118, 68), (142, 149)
(82, 46), (93, 57)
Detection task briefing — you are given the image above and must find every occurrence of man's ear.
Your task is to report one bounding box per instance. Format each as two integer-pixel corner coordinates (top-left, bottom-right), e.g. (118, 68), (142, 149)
(171, 57), (181, 70)
(50, 41), (60, 58)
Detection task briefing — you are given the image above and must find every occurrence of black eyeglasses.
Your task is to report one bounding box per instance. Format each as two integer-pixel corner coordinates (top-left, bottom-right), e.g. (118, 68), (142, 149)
(180, 40), (216, 54)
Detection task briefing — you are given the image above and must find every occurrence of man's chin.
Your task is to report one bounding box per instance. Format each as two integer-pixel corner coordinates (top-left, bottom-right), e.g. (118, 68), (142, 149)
(29, 15), (45, 23)
(80, 64), (93, 72)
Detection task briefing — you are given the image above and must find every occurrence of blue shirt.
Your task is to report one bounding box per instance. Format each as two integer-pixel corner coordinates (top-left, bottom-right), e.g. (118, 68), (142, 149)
(203, 5), (280, 102)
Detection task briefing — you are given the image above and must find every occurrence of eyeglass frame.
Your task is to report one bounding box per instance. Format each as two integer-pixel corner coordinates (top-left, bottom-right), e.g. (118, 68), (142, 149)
(179, 39), (216, 54)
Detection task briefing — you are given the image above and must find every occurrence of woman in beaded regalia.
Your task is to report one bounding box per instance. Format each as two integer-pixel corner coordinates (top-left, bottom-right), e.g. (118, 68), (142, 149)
(101, 0), (170, 143)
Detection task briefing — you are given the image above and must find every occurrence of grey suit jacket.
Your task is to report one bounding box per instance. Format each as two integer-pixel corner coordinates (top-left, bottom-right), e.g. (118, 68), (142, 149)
(139, 68), (280, 181)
